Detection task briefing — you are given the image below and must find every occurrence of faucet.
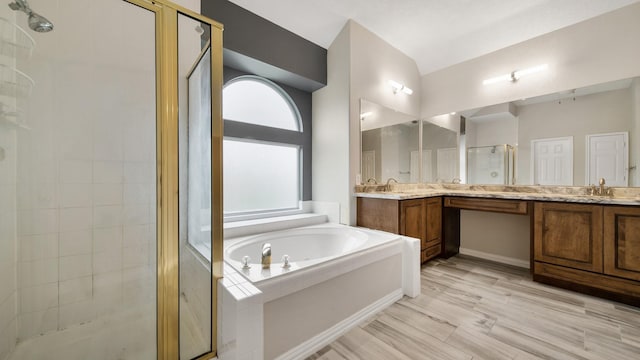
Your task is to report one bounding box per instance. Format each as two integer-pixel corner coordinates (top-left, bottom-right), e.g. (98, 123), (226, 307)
(261, 243), (271, 268)
(385, 178), (398, 191)
(589, 178), (612, 196)
(366, 178), (378, 184)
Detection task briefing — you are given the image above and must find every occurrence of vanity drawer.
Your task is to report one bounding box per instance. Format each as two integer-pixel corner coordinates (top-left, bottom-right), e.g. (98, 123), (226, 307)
(421, 244), (441, 263)
(444, 197), (529, 215)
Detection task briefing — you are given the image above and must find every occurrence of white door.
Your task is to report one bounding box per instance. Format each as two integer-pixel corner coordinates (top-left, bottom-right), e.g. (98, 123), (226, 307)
(437, 147), (458, 182)
(410, 150), (432, 183)
(362, 150), (376, 182)
(586, 132), (628, 186)
(531, 137), (573, 185)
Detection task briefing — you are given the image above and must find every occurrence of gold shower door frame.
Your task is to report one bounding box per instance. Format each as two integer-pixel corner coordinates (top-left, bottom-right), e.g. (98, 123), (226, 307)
(123, 1), (224, 359)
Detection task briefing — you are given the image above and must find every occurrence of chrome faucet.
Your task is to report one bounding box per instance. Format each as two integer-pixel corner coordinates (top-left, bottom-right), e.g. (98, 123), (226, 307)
(366, 177), (378, 184)
(261, 243), (272, 268)
(385, 177), (398, 191)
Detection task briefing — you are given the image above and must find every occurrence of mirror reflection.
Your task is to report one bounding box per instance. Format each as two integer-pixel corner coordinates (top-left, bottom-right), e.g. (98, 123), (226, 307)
(458, 76), (640, 187)
(360, 99), (458, 184)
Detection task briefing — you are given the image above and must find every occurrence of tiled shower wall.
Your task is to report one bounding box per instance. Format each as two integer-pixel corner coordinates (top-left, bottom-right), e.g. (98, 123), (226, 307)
(0, 8), (19, 360)
(14, 0), (156, 341)
(0, 125), (18, 359)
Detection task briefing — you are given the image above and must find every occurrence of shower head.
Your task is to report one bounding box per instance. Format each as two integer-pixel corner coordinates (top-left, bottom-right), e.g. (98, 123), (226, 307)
(8, 0), (53, 32)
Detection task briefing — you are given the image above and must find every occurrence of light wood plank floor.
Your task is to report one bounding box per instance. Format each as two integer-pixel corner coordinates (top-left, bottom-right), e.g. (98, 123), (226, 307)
(306, 255), (640, 360)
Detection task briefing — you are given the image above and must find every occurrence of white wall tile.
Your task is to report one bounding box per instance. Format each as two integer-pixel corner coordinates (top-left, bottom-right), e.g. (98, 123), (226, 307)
(93, 161), (123, 183)
(59, 230), (92, 257)
(60, 183), (92, 208)
(93, 183), (123, 206)
(123, 205), (149, 226)
(0, 292), (16, 334)
(17, 209), (58, 236)
(93, 205), (123, 228)
(59, 255), (92, 281)
(0, 185), (16, 213)
(59, 119), (93, 161)
(59, 276), (93, 305)
(19, 283), (58, 313)
(0, 318), (16, 360)
(93, 118), (123, 161)
(93, 249), (122, 275)
(93, 227), (122, 253)
(59, 207), (93, 232)
(18, 308), (58, 340)
(123, 243), (149, 268)
(19, 258), (58, 288)
(59, 160), (92, 183)
(124, 162), (152, 183)
(58, 300), (94, 330)
(19, 233), (59, 261)
(123, 225), (148, 248)
(123, 183), (151, 204)
(0, 265), (16, 305)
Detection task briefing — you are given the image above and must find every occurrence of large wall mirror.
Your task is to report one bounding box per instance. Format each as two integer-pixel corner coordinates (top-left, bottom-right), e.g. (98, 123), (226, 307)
(360, 99), (459, 184)
(457, 76), (640, 187)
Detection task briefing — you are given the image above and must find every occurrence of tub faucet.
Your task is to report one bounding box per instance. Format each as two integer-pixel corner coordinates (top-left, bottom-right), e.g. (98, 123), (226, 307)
(261, 243), (272, 269)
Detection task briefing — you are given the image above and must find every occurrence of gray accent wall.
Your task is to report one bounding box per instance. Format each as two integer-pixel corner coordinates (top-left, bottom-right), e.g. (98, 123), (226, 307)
(202, 0), (327, 92)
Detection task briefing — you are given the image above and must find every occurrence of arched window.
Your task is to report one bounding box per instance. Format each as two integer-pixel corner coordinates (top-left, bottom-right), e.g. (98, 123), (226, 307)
(223, 76), (301, 131)
(222, 76), (304, 217)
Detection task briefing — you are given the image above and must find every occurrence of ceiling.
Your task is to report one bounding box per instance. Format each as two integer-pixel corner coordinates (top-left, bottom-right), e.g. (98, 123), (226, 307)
(227, 0), (639, 75)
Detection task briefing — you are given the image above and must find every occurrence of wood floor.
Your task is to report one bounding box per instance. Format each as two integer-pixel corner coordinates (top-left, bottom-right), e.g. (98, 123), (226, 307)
(305, 256), (640, 360)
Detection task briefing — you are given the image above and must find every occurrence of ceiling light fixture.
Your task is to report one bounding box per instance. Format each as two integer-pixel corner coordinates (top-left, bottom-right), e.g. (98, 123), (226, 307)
(483, 64), (548, 85)
(389, 80), (413, 95)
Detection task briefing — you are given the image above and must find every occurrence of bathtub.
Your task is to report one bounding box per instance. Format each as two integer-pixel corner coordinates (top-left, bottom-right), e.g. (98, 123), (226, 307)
(218, 222), (421, 360)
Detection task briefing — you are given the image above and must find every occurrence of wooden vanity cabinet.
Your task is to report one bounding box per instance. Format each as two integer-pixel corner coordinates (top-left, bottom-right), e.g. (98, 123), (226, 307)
(604, 206), (640, 281)
(533, 202), (640, 305)
(357, 197), (442, 263)
(533, 202), (603, 272)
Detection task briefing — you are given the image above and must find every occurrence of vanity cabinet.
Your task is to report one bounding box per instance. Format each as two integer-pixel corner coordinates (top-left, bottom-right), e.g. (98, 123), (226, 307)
(357, 197), (442, 263)
(533, 202), (640, 305)
(604, 206), (640, 281)
(533, 202), (603, 272)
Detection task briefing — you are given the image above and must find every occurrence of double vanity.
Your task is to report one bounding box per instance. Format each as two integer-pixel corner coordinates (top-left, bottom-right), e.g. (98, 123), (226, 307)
(356, 183), (640, 306)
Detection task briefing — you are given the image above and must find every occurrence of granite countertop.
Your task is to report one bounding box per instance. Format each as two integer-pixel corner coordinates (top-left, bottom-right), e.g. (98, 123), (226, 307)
(354, 184), (640, 206)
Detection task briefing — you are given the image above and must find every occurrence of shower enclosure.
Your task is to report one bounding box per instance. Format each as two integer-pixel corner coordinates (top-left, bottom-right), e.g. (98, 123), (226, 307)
(0, 0), (223, 359)
(467, 145), (515, 185)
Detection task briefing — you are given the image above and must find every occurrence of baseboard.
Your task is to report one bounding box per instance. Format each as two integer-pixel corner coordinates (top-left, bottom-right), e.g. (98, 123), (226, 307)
(275, 289), (403, 360)
(459, 247), (530, 269)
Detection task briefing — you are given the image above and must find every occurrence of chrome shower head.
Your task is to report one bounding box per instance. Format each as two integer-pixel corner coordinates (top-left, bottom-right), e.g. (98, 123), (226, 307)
(27, 12), (53, 32)
(8, 0), (53, 32)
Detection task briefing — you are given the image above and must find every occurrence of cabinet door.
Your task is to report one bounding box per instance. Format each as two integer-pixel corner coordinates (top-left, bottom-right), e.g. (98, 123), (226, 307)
(399, 199), (425, 244)
(425, 197), (442, 248)
(604, 206), (640, 281)
(534, 202), (603, 272)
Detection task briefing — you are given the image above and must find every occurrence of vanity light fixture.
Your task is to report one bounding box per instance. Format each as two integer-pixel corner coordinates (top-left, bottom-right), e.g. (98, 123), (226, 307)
(360, 111), (372, 120)
(482, 64), (548, 85)
(389, 80), (413, 95)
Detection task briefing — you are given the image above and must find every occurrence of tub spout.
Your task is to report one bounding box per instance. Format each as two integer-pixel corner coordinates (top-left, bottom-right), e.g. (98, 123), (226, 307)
(261, 243), (271, 269)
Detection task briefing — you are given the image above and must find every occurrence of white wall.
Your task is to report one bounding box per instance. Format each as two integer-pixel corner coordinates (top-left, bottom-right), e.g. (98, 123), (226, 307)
(417, 2), (640, 265)
(312, 24), (351, 224)
(420, 2), (640, 119)
(517, 88), (633, 186)
(632, 78), (640, 186)
(313, 20), (422, 224)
